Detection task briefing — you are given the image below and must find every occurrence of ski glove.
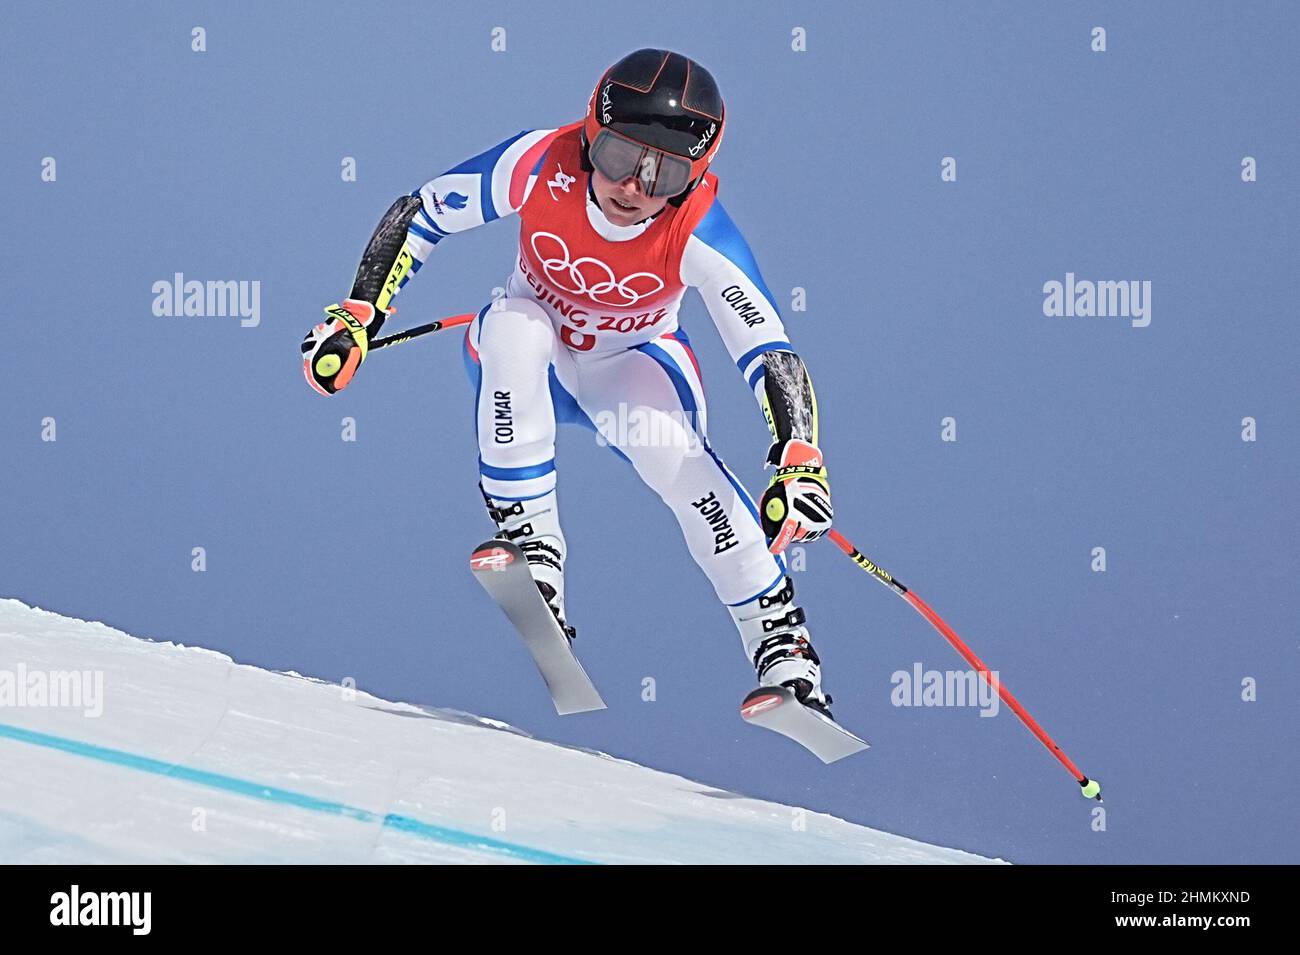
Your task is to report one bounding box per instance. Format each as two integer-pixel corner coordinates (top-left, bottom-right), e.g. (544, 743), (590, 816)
(761, 439), (833, 554)
(301, 299), (389, 395)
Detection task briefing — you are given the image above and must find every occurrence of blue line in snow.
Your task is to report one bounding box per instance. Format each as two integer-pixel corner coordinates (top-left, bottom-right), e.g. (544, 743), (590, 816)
(0, 721), (594, 865)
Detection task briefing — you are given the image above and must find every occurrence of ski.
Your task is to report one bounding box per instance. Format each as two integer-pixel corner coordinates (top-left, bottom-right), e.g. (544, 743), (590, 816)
(740, 685), (869, 763)
(470, 539), (606, 716)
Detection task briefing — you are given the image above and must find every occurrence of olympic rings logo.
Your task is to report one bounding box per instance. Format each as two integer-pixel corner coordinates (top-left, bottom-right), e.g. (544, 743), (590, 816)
(529, 231), (665, 307)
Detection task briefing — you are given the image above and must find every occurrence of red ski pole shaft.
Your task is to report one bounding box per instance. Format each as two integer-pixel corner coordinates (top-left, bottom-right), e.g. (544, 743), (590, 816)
(370, 312), (475, 351)
(825, 529), (1101, 801)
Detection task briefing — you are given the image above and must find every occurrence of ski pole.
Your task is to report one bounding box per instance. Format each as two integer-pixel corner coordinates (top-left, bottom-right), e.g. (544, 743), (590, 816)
(824, 528), (1102, 801)
(370, 312), (476, 352)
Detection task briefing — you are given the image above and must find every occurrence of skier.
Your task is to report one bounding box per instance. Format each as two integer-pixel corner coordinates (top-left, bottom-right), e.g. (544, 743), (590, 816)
(302, 49), (838, 715)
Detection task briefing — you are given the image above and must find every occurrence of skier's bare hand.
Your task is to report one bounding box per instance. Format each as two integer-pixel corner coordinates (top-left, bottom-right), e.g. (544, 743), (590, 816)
(761, 439), (832, 554)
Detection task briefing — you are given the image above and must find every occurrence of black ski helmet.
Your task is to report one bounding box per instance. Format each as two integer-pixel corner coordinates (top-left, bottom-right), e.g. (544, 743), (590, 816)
(582, 48), (725, 206)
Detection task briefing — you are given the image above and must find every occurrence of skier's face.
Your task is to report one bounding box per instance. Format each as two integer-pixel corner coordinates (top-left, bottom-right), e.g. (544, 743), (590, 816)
(590, 167), (671, 226)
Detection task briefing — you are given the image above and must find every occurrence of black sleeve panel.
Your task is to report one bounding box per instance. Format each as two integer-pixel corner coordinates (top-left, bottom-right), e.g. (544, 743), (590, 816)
(760, 350), (818, 454)
(348, 195), (424, 306)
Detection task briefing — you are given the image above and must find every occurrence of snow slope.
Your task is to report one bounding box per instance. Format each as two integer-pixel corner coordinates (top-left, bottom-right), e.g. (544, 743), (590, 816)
(0, 599), (1000, 864)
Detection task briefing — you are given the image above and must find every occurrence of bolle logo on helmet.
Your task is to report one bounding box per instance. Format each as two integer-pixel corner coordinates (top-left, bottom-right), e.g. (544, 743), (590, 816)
(688, 122), (717, 157)
(529, 231), (665, 307)
(600, 83), (614, 125)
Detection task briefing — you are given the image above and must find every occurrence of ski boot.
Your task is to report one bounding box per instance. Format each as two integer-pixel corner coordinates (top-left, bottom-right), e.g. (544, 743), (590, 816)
(480, 484), (575, 641)
(730, 576), (834, 718)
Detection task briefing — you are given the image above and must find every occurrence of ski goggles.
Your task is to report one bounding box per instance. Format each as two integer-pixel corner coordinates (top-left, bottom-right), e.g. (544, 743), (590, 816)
(587, 128), (697, 199)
